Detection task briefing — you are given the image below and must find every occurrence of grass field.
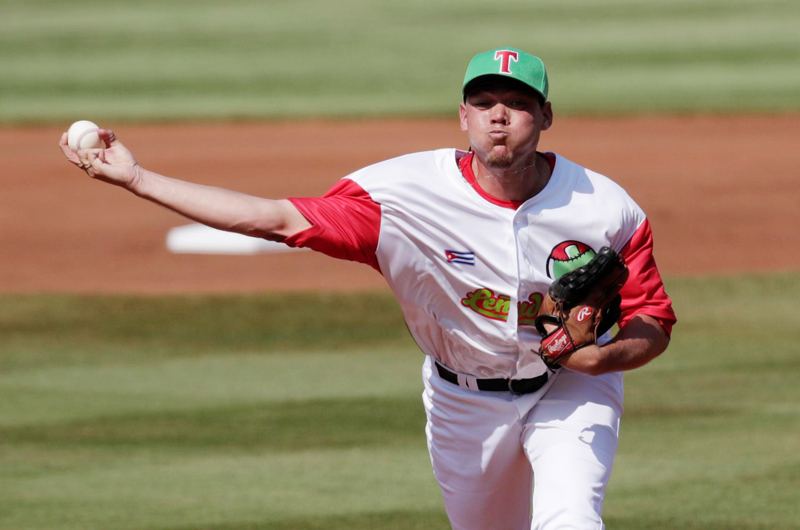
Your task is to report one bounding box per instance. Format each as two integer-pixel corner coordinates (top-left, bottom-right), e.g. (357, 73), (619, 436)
(2, 0), (800, 123)
(1, 274), (799, 529)
(3, 1), (797, 527)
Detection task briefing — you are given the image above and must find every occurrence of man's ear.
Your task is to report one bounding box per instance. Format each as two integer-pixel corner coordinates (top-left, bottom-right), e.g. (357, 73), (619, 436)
(459, 103), (468, 132)
(540, 102), (554, 131)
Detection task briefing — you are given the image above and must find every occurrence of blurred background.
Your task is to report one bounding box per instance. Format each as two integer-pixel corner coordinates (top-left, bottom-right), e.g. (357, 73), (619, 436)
(3, 0), (799, 121)
(1, 1), (799, 529)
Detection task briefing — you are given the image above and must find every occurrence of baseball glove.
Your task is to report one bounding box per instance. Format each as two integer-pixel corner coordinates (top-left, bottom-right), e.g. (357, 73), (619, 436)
(534, 247), (629, 370)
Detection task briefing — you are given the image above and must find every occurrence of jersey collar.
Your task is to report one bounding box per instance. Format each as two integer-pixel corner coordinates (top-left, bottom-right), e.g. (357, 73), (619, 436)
(456, 150), (556, 210)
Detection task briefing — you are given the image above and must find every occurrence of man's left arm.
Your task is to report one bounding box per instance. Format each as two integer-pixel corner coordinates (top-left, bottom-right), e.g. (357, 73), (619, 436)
(554, 218), (675, 375)
(557, 314), (670, 375)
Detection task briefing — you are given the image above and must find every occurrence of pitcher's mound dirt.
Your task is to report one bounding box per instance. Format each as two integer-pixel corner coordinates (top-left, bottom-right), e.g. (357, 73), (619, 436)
(2, 115), (798, 293)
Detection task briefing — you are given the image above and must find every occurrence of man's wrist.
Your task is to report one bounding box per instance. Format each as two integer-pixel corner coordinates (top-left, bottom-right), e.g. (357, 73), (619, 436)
(558, 344), (606, 376)
(127, 164), (146, 195)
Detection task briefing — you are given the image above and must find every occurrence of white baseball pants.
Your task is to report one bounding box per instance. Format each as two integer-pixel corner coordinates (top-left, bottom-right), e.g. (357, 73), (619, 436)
(421, 355), (623, 530)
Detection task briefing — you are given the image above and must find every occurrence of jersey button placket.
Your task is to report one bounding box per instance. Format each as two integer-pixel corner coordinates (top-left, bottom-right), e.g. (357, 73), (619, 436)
(513, 211), (540, 371)
(509, 213), (529, 366)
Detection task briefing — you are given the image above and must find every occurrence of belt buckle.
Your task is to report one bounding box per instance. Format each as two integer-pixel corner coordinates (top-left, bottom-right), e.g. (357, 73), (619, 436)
(508, 378), (525, 395)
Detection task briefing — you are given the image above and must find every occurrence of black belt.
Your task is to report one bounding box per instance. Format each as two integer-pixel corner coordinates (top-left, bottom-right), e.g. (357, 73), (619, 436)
(435, 362), (548, 395)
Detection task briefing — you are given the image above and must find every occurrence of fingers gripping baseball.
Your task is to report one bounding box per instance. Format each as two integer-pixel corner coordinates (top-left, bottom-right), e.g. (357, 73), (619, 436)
(60, 128), (140, 189)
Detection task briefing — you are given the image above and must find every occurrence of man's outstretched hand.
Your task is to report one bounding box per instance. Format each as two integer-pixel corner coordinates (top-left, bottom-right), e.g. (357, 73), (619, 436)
(59, 129), (141, 189)
(58, 125), (313, 242)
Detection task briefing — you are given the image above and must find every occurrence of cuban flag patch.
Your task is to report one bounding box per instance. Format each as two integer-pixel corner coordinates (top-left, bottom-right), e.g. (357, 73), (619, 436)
(445, 250), (476, 266)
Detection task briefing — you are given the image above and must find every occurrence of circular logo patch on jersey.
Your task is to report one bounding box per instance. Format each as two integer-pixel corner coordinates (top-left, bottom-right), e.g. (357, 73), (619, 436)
(546, 240), (596, 279)
(576, 307), (593, 322)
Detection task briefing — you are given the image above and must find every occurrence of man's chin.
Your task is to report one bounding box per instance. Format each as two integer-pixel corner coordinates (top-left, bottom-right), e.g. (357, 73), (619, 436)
(485, 151), (514, 169)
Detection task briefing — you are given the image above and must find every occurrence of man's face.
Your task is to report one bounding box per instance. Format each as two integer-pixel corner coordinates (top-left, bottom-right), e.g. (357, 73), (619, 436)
(459, 81), (553, 169)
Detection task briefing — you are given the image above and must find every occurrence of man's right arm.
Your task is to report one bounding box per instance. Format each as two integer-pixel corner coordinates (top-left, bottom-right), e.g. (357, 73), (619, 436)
(60, 129), (311, 241)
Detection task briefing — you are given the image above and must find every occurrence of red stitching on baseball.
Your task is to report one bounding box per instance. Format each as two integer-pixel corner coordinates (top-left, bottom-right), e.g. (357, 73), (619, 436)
(76, 128), (99, 150)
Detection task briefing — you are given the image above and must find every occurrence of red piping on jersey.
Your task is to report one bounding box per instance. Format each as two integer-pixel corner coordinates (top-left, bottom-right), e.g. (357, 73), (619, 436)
(457, 150), (556, 210)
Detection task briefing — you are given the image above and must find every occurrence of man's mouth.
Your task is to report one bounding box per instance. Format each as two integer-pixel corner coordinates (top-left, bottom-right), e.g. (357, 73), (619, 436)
(488, 130), (508, 142)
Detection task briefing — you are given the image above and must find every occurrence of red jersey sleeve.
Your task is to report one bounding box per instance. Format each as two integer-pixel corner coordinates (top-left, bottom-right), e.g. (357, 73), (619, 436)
(283, 179), (382, 272)
(618, 219), (677, 336)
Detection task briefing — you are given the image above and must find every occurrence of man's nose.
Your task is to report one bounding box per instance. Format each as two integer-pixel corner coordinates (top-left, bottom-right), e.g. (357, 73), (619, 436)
(490, 105), (509, 124)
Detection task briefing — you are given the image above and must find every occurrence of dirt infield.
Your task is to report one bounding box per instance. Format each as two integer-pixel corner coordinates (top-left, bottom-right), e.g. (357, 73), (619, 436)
(2, 115), (798, 293)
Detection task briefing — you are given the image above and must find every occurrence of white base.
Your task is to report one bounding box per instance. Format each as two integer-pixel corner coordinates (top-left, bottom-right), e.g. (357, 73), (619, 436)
(166, 223), (307, 255)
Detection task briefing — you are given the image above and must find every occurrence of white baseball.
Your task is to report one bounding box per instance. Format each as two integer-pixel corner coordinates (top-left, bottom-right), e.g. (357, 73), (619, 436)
(67, 120), (104, 151)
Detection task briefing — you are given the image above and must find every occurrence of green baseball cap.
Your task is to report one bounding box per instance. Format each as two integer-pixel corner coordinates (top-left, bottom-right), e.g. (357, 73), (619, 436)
(462, 47), (549, 102)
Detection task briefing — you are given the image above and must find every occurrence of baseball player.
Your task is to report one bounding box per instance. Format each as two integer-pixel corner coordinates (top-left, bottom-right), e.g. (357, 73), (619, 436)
(60, 47), (676, 529)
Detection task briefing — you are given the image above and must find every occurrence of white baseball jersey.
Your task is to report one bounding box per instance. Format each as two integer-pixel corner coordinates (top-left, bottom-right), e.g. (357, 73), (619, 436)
(286, 149), (675, 380)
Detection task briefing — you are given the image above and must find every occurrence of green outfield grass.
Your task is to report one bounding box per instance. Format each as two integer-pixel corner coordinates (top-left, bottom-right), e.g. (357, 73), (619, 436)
(1, 273), (799, 529)
(1, 0), (799, 123)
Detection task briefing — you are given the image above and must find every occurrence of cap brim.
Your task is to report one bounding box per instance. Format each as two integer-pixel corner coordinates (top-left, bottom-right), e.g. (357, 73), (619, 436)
(463, 75), (547, 104)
